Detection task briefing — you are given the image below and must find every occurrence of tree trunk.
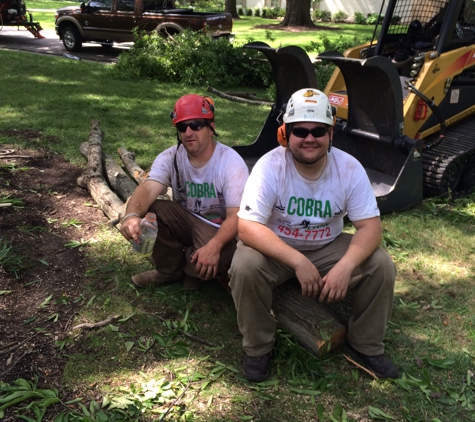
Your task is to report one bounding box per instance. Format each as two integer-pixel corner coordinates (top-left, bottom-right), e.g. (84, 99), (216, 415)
(280, 0), (315, 28)
(225, 0), (240, 19)
(77, 121), (126, 223)
(273, 281), (347, 356)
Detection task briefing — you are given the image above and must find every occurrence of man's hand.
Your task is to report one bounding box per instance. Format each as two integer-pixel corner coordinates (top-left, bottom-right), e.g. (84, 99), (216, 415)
(120, 216), (142, 243)
(191, 242), (221, 280)
(318, 264), (352, 303)
(294, 255), (323, 298)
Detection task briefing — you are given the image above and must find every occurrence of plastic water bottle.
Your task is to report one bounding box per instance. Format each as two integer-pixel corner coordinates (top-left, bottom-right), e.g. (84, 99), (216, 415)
(132, 213), (158, 257)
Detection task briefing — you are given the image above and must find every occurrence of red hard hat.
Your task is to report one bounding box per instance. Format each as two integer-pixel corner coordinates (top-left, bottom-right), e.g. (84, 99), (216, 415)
(170, 94), (215, 126)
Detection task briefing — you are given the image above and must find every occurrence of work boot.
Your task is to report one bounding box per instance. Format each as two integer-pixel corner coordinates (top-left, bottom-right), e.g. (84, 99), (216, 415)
(183, 276), (204, 291)
(243, 353), (271, 382)
(345, 341), (399, 379)
(131, 270), (175, 288)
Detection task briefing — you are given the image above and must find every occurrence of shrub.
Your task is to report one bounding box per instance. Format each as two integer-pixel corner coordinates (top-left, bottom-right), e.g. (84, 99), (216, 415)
(246, 7), (253, 16)
(314, 9), (331, 22)
(273, 6), (285, 18)
(367, 13), (383, 25)
(261, 6), (268, 18)
(191, 0), (225, 12)
(304, 33), (371, 88)
(254, 7), (260, 17)
(353, 11), (367, 24)
(238, 7), (244, 16)
(332, 11), (348, 23)
(112, 28), (273, 88)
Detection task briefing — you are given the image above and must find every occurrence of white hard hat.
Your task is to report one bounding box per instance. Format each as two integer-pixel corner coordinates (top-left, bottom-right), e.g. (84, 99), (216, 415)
(283, 88), (334, 126)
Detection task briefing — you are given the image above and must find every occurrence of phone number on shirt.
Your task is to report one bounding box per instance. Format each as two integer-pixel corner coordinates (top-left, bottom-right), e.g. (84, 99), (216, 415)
(277, 225), (331, 240)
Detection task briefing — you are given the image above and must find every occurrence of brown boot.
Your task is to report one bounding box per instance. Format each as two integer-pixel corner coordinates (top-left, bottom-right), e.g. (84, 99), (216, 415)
(183, 276), (204, 291)
(131, 270), (175, 288)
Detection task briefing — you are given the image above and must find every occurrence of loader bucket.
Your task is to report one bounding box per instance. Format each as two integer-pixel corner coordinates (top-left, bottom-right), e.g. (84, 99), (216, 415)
(233, 43), (424, 213)
(319, 51), (423, 213)
(233, 42), (318, 169)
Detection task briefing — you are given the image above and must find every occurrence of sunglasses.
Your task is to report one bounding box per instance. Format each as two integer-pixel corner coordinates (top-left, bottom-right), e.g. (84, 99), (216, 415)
(290, 127), (329, 138)
(176, 120), (207, 133)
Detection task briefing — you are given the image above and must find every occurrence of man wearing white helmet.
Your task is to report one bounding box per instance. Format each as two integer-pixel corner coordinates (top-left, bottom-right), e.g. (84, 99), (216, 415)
(229, 88), (398, 382)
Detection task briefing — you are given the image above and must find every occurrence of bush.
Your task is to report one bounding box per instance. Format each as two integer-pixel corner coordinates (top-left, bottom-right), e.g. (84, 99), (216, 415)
(367, 13), (383, 25)
(190, 0), (225, 12)
(332, 11), (348, 23)
(353, 11), (367, 24)
(303, 34), (371, 88)
(112, 28), (273, 88)
(313, 9), (331, 22)
(254, 7), (260, 17)
(238, 7), (244, 16)
(261, 6), (269, 18)
(246, 7), (253, 16)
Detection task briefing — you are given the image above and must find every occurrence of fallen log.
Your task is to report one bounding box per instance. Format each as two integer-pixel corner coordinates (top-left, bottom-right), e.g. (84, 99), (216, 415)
(77, 120), (125, 223)
(117, 147), (148, 184)
(207, 86), (273, 107)
(80, 142), (138, 201)
(273, 281), (348, 356)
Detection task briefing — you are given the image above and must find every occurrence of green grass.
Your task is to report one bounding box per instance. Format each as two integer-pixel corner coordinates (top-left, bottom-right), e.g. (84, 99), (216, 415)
(1, 36), (475, 422)
(232, 17), (375, 52)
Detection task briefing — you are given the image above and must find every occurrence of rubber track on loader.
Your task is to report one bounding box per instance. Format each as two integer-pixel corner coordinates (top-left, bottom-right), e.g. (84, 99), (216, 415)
(422, 115), (475, 196)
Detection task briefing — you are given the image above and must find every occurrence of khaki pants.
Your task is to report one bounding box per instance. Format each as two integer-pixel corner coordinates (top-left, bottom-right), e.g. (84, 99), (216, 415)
(229, 233), (396, 357)
(149, 201), (236, 282)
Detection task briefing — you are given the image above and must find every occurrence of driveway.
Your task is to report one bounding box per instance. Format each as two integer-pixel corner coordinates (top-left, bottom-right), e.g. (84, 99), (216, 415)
(0, 26), (130, 63)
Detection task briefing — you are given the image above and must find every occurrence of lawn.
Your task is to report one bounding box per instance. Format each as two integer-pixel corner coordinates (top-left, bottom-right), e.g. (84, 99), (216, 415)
(1, 10), (475, 422)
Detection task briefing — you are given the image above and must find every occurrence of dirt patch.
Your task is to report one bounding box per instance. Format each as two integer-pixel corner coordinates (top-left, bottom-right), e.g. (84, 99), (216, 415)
(0, 141), (107, 389)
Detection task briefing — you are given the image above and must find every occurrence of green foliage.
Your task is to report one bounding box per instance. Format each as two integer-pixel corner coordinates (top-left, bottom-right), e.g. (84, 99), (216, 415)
(332, 11), (348, 23)
(367, 13), (384, 25)
(353, 11), (367, 25)
(253, 7), (260, 17)
(0, 237), (28, 278)
(246, 7), (252, 17)
(313, 9), (332, 22)
(112, 28), (273, 88)
(187, 0), (225, 12)
(237, 7), (244, 16)
(0, 194), (24, 209)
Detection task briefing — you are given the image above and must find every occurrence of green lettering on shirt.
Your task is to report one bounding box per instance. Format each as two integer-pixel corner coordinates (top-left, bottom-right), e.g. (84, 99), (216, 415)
(186, 181), (216, 198)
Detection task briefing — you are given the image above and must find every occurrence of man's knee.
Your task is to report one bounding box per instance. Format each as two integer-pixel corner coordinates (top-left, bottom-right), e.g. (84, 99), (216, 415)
(230, 244), (266, 280)
(367, 247), (396, 287)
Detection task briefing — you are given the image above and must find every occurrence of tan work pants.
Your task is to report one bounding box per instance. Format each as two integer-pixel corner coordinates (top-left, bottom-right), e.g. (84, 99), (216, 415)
(229, 233), (396, 357)
(149, 201), (236, 282)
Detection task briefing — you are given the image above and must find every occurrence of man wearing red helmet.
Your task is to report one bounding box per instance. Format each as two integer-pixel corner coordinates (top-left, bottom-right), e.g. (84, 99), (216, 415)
(229, 88), (398, 382)
(121, 94), (249, 290)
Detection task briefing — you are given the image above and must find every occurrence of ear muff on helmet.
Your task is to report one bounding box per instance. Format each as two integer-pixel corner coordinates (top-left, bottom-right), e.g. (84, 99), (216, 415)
(277, 124), (288, 147)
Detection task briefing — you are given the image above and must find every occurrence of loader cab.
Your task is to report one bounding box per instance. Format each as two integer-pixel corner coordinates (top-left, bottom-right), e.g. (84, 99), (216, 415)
(363, 0), (475, 77)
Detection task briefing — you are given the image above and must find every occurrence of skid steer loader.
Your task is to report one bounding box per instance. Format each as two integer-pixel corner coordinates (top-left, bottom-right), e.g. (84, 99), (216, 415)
(0, 0), (43, 38)
(234, 0), (475, 213)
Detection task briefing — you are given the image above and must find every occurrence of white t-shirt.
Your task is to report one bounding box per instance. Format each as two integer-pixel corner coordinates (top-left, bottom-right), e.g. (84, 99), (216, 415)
(238, 146), (379, 250)
(147, 142), (249, 227)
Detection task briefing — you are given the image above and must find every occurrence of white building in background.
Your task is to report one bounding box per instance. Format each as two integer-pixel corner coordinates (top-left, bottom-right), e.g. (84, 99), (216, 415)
(237, 0), (386, 19)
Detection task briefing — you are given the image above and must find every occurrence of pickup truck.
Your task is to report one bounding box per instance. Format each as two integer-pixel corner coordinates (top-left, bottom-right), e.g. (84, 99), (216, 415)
(54, 0), (234, 52)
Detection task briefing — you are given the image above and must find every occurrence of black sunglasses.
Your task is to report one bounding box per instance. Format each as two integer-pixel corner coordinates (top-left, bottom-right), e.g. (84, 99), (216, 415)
(290, 126), (329, 139)
(176, 120), (207, 133)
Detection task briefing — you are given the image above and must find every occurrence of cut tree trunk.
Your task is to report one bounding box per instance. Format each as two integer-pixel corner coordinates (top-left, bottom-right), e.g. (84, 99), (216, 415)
(77, 120), (126, 223)
(78, 119), (350, 356)
(117, 147), (148, 184)
(80, 142), (138, 202)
